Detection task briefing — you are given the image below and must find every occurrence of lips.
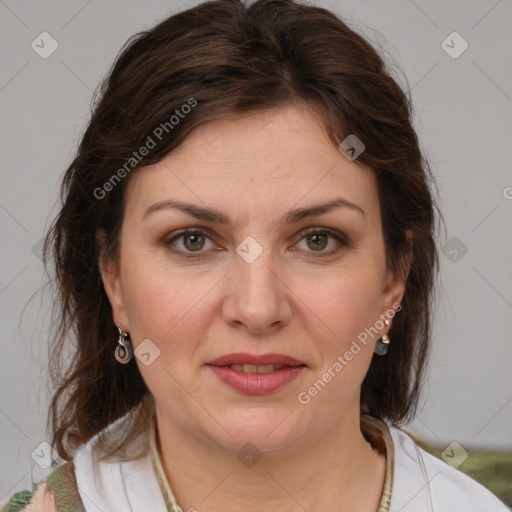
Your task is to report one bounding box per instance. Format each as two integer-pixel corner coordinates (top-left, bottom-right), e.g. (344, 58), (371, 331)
(206, 352), (306, 368)
(226, 363), (286, 374)
(205, 353), (307, 394)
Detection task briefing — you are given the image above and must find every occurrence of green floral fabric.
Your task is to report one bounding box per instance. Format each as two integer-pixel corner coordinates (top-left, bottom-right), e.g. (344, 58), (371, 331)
(1, 462), (85, 512)
(1, 483), (38, 511)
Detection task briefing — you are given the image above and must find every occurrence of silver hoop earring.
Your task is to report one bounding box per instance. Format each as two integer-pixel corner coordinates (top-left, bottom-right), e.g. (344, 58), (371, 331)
(115, 325), (133, 364)
(374, 318), (390, 356)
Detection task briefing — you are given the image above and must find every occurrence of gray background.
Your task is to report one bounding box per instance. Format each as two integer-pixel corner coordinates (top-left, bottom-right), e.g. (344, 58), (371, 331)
(1, 0), (511, 503)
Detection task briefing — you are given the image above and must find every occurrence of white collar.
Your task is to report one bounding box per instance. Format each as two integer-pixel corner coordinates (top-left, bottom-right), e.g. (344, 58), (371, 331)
(388, 426), (509, 511)
(72, 413), (508, 512)
(73, 413), (168, 512)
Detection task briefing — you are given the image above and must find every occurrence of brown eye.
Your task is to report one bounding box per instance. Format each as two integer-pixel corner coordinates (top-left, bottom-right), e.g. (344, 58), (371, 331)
(295, 228), (348, 257)
(165, 230), (215, 256)
(306, 232), (329, 251)
(182, 233), (205, 251)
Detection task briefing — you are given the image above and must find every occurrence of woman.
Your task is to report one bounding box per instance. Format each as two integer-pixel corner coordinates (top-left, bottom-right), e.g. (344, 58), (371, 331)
(2, 0), (508, 511)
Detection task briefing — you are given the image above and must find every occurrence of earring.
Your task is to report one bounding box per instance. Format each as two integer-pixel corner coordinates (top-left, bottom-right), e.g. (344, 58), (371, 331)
(374, 319), (390, 356)
(115, 325), (133, 364)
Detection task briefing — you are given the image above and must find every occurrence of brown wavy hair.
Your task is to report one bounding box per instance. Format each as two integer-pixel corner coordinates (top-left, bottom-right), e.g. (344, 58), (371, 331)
(43, 0), (444, 462)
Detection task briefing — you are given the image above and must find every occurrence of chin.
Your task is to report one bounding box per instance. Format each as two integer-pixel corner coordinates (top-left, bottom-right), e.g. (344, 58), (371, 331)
(204, 408), (304, 454)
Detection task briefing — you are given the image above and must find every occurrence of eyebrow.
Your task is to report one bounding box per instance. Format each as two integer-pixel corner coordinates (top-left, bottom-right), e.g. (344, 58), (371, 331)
(142, 197), (365, 226)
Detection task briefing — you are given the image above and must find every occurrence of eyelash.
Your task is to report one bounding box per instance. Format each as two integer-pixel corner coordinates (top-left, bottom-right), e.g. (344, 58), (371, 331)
(163, 227), (348, 259)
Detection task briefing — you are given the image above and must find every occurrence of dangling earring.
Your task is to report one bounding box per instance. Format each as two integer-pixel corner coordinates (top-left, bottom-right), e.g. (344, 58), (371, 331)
(374, 319), (390, 356)
(115, 325), (133, 364)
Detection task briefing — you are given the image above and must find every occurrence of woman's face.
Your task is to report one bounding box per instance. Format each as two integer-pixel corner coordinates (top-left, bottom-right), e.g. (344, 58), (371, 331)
(100, 103), (407, 453)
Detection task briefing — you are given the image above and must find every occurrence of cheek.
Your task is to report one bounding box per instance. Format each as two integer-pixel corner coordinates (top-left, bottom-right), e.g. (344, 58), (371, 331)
(301, 283), (380, 411)
(305, 262), (383, 341)
(119, 250), (216, 354)
(119, 259), (211, 403)
(300, 261), (383, 390)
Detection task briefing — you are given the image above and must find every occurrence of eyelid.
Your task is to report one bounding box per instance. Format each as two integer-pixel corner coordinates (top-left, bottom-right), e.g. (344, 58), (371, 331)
(164, 226), (348, 257)
(297, 226), (348, 245)
(164, 228), (216, 251)
(291, 227), (349, 257)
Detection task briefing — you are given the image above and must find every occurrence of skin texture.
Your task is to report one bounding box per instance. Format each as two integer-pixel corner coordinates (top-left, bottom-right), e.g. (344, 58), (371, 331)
(24, 482), (57, 511)
(99, 103), (410, 511)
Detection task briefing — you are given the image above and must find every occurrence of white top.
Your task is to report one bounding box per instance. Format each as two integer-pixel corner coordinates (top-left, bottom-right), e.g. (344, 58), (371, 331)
(387, 426), (509, 511)
(70, 413), (509, 512)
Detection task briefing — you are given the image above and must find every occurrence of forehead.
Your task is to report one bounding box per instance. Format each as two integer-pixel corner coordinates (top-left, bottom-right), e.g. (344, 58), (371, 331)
(125, 103), (379, 226)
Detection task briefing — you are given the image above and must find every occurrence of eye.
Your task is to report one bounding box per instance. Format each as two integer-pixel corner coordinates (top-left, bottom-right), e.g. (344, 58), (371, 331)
(294, 228), (348, 256)
(165, 230), (216, 256)
(164, 227), (348, 258)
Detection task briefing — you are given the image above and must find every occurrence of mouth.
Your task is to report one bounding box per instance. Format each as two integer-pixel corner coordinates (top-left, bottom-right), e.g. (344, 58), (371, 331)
(212, 363), (305, 374)
(204, 353), (307, 394)
(205, 352), (307, 370)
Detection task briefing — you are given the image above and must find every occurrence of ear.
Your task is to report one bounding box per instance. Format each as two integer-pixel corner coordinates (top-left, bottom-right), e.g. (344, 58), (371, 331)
(96, 228), (130, 330)
(380, 230), (413, 314)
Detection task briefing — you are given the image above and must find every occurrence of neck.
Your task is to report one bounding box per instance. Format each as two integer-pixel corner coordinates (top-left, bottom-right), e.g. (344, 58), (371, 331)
(154, 406), (386, 512)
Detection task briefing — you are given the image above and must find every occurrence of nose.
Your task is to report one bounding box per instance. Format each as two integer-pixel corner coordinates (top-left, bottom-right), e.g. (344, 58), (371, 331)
(221, 243), (292, 335)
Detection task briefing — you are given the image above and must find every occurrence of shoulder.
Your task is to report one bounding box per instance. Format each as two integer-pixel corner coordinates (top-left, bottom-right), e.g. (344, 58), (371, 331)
(418, 446), (509, 511)
(389, 426), (509, 512)
(1, 482), (57, 512)
(1, 462), (85, 512)
(20, 482), (57, 512)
